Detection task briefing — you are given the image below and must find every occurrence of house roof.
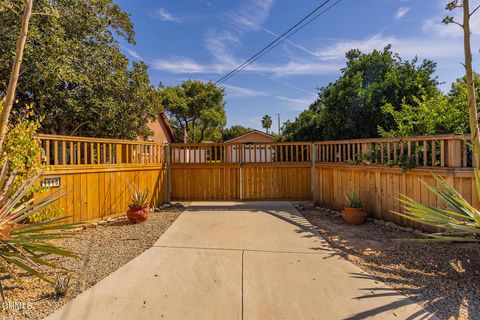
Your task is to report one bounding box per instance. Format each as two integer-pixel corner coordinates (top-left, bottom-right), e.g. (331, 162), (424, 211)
(224, 129), (274, 143)
(160, 112), (175, 143)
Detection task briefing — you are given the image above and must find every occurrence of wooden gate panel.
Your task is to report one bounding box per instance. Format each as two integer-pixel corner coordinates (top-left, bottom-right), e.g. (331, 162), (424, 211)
(171, 164), (240, 200)
(242, 164), (311, 200)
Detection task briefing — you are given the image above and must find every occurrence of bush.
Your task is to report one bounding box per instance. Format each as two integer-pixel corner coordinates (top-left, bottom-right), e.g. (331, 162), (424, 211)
(28, 204), (64, 223)
(1, 102), (42, 191)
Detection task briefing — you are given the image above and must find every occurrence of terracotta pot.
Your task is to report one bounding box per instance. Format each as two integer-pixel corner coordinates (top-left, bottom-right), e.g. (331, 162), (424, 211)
(342, 207), (367, 225)
(127, 205), (149, 223)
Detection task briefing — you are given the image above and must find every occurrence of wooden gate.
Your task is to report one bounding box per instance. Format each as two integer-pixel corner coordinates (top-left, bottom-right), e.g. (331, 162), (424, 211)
(170, 142), (313, 201)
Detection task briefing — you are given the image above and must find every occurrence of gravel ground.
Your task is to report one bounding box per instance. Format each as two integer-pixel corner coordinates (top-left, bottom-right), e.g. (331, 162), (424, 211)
(0, 207), (183, 320)
(301, 207), (480, 320)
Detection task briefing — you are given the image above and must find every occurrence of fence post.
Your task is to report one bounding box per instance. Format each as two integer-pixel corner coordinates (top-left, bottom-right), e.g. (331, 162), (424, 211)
(239, 144), (244, 201)
(446, 138), (462, 168)
(115, 144), (123, 164)
(311, 143), (316, 204)
(166, 144), (171, 203)
(361, 142), (372, 156)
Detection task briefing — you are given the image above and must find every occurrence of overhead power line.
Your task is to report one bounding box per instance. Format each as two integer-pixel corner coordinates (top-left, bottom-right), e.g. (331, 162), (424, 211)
(215, 0), (343, 85)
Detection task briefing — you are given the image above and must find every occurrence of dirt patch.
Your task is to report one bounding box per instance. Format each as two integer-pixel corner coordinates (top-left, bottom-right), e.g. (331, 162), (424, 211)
(0, 208), (183, 320)
(301, 208), (480, 320)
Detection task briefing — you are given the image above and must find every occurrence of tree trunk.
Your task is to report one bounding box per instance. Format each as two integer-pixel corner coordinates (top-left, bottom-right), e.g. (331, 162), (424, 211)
(463, 0), (480, 168)
(0, 0), (34, 152)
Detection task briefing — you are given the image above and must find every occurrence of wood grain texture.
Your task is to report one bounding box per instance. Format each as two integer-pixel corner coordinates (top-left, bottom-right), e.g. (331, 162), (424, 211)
(314, 163), (476, 230)
(37, 164), (168, 223)
(170, 163), (311, 201)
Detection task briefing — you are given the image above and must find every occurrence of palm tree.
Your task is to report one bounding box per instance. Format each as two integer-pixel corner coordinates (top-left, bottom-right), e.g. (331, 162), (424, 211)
(261, 115), (272, 134)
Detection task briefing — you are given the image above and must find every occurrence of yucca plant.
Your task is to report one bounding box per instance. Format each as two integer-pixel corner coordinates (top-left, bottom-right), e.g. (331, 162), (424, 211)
(394, 171), (480, 242)
(0, 159), (79, 299)
(130, 187), (150, 208)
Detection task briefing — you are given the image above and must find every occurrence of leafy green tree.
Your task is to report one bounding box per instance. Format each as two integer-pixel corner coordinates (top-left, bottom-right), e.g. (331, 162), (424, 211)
(379, 73), (479, 137)
(222, 125), (253, 141)
(0, 0), (161, 139)
(280, 107), (325, 142)
(261, 115), (272, 134)
(281, 46), (439, 141)
(161, 80), (226, 143)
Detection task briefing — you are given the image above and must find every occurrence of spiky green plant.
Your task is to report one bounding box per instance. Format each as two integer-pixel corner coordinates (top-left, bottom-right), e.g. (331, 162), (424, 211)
(0, 159), (79, 299)
(345, 191), (363, 208)
(394, 171), (480, 242)
(130, 187), (150, 208)
(53, 275), (71, 297)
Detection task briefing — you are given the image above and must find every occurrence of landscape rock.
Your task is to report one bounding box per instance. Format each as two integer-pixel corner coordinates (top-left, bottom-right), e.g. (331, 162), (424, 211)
(304, 202), (315, 210)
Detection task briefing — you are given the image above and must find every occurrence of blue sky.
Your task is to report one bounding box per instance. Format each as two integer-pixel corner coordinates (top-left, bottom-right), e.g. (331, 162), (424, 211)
(116, 0), (480, 132)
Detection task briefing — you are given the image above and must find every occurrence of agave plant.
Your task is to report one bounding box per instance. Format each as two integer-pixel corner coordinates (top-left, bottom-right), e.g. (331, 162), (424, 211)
(345, 191), (364, 209)
(0, 159), (79, 299)
(394, 171), (480, 242)
(130, 187), (150, 208)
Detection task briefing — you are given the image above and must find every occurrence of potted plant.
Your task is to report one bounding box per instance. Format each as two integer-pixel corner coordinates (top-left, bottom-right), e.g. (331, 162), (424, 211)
(342, 191), (367, 225)
(127, 187), (150, 223)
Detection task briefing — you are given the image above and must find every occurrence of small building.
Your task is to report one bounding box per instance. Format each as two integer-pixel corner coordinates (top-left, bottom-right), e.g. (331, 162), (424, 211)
(224, 130), (274, 163)
(223, 130), (274, 144)
(145, 112), (175, 143)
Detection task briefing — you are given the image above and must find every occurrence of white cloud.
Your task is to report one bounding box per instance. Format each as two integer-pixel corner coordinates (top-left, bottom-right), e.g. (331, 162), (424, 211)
(275, 96), (313, 111)
(151, 57), (209, 73)
(125, 48), (142, 60)
(201, 0), (215, 8)
(203, 29), (240, 66)
(153, 8), (181, 23)
(395, 7), (410, 20)
(230, 0), (274, 30)
(150, 56), (341, 76)
(422, 18), (462, 38)
(315, 33), (463, 61)
(262, 27), (323, 59)
(260, 61), (340, 76)
(223, 84), (267, 98)
(422, 3), (480, 38)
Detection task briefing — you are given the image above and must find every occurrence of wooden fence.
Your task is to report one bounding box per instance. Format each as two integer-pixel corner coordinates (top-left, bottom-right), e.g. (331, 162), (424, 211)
(170, 142), (312, 200)
(36, 134), (168, 223)
(36, 133), (476, 231)
(313, 134), (475, 230)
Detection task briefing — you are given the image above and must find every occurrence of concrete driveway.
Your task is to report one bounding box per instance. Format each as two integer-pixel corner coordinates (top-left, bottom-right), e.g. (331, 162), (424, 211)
(47, 202), (437, 320)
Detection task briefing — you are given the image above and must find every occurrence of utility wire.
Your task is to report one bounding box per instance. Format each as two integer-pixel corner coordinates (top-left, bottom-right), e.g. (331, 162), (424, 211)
(215, 0), (342, 85)
(222, 0), (343, 82)
(215, 0), (333, 84)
